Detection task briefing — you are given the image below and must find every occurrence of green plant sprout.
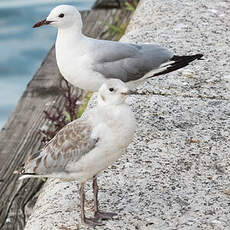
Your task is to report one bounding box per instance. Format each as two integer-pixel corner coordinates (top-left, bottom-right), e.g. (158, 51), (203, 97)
(125, 0), (138, 12)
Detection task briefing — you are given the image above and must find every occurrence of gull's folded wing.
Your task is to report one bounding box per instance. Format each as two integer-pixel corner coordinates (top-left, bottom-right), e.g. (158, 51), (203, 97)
(91, 40), (173, 82)
(22, 117), (98, 176)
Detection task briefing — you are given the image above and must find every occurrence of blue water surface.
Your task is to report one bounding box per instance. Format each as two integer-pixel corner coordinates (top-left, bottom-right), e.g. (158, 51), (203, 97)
(0, 0), (94, 129)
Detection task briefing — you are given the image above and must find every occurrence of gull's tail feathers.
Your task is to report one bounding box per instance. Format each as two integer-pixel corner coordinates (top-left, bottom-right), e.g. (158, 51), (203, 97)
(18, 174), (42, 180)
(149, 54), (203, 78)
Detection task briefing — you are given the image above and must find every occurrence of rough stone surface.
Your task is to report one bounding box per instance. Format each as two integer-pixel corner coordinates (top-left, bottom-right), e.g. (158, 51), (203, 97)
(25, 0), (230, 229)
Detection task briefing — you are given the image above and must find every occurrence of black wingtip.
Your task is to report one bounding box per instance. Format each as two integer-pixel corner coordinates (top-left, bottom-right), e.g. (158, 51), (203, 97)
(14, 169), (36, 177)
(195, 54), (203, 60)
(171, 54), (204, 62)
(22, 173), (37, 176)
(150, 53), (204, 78)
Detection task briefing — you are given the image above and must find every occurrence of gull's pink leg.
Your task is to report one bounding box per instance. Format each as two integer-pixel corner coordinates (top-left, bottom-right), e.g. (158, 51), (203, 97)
(80, 182), (104, 227)
(93, 176), (117, 220)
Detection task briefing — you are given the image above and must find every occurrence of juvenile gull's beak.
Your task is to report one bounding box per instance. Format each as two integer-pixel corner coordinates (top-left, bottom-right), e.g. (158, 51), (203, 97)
(121, 90), (138, 95)
(33, 19), (53, 28)
(127, 90), (138, 95)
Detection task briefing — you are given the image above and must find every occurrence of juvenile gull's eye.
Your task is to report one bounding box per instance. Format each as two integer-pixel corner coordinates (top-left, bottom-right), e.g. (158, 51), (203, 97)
(58, 13), (64, 18)
(109, 88), (114, 92)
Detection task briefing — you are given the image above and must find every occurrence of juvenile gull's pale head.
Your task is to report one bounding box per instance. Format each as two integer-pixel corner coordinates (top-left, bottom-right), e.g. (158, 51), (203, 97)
(98, 79), (133, 106)
(33, 5), (82, 29)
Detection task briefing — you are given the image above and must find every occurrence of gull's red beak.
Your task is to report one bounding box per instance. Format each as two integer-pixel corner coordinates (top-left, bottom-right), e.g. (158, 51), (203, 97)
(33, 19), (53, 28)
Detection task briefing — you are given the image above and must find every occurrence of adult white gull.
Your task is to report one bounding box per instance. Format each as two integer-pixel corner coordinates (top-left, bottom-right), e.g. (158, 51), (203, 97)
(33, 5), (203, 92)
(14, 79), (136, 227)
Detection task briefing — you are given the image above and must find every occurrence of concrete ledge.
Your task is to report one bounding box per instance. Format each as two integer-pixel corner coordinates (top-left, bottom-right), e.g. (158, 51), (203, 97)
(25, 0), (230, 229)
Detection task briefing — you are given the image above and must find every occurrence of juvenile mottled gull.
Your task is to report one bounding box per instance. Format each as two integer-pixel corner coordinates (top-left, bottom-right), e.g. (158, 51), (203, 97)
(14, 79), (136, 227)
(33, 5), (203, 92)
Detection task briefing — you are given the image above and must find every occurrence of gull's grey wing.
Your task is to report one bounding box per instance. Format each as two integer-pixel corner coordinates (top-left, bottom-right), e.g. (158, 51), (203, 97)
(91, 40), (173, 82)
(23, 117), (98, 175)
(90, 39), (139, 62)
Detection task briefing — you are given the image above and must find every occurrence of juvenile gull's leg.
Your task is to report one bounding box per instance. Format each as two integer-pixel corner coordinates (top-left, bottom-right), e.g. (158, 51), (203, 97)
(93, 176), (117, 220)
(80, 182), (103, 227)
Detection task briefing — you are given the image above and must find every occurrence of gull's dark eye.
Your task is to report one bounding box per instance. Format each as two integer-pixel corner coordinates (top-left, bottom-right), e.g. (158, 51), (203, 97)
(58, 13), (64, 18)
(109, 88), (114, 92)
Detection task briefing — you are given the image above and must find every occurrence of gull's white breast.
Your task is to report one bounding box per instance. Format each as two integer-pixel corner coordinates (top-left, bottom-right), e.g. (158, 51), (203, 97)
(55, 34), (105, 91)
(66, 104), (136, 182)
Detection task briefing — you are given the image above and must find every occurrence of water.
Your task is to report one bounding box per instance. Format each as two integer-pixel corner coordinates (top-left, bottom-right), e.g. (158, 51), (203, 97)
(0, 0), (94, 129)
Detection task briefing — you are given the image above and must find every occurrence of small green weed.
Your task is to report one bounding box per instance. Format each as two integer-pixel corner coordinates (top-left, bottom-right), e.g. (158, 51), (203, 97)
(125, 0), (139, 12)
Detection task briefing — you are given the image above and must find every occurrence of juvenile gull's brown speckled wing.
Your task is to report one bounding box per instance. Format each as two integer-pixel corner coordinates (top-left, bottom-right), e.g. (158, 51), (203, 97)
(23, 117), (98, 176)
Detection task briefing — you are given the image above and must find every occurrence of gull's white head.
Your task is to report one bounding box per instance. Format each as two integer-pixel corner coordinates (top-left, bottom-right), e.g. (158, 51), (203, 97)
(33, 5), (82, 29)
(98, 79), (133, 106)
